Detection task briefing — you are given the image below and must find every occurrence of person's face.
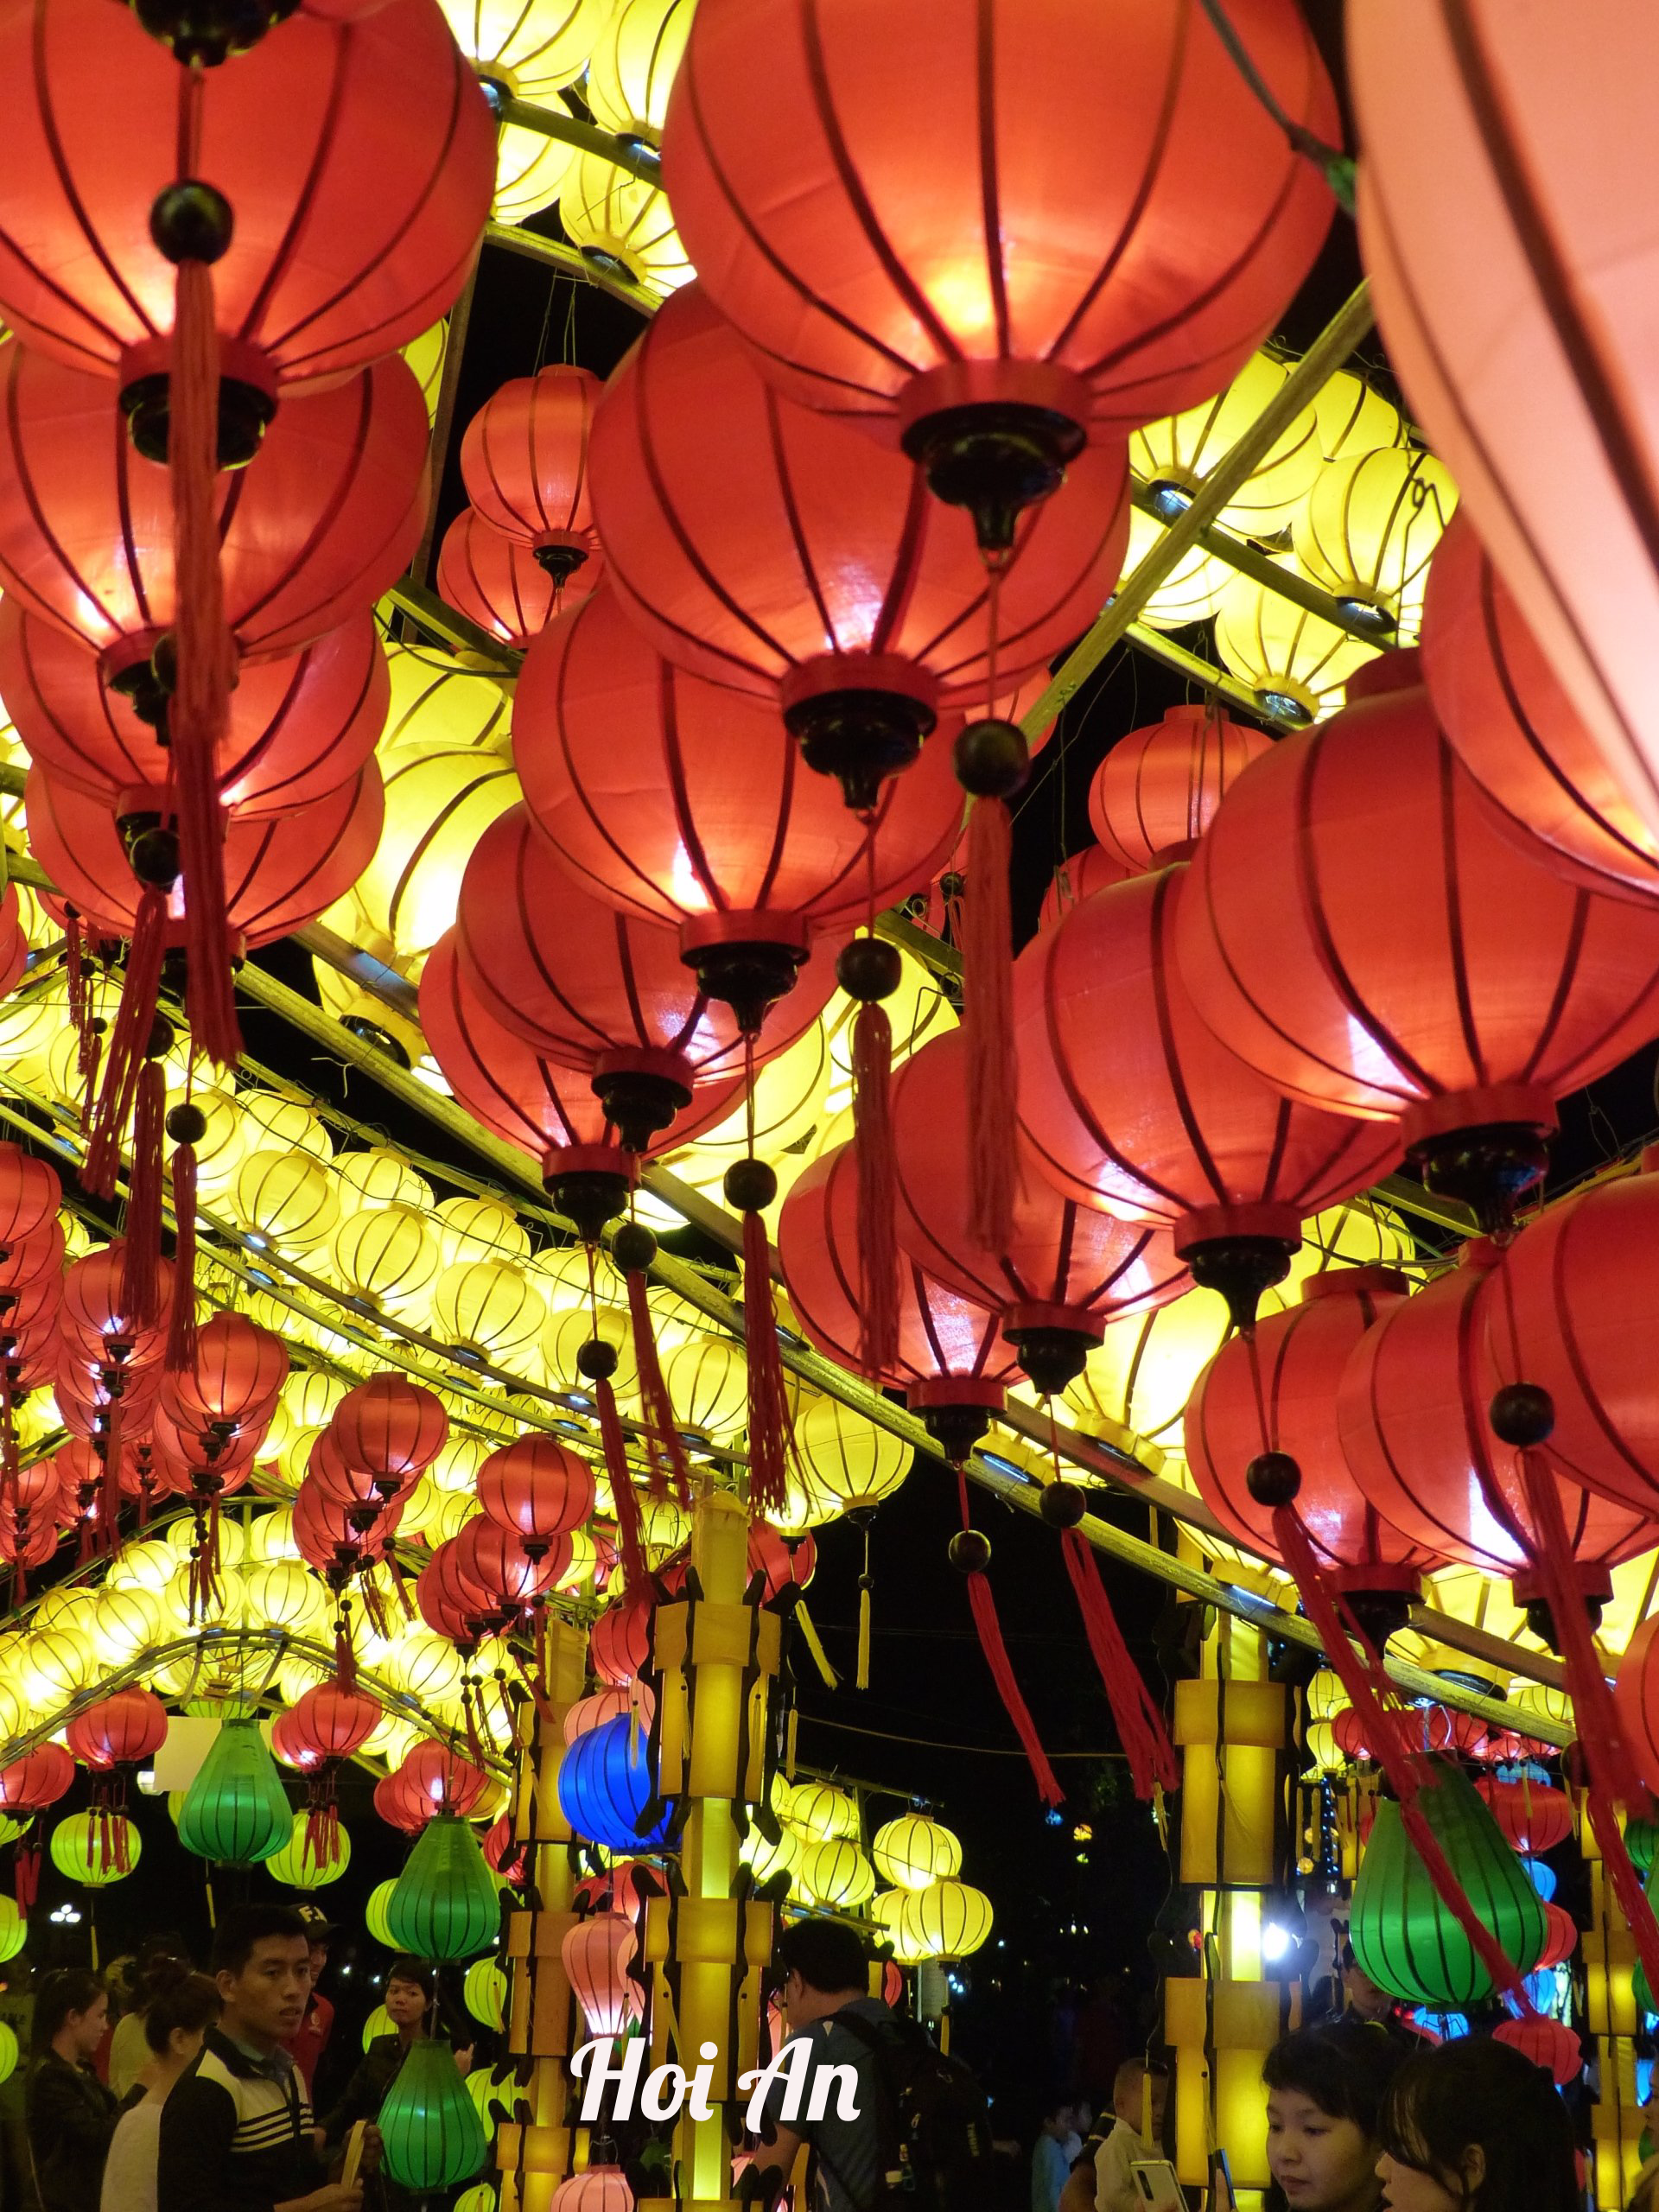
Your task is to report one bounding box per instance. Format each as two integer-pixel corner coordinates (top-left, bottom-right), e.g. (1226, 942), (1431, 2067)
(1266, 2089), (1379, 2212)
(1375, 2147), (1480, 2212)
(307, 1942), (328, 1985)
(67, 1995), (108, 2059)
(217, 1937), (312, 2045)
(385, 1977), (429, 2029)
(1343, 1962), (1391, 2021)
(1116, 2075), (1167, 2139)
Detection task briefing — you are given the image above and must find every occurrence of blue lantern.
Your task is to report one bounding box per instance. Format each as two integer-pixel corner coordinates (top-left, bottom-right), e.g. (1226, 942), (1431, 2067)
(1525, 1858), (1558, 1902)
(557, 1717), (671, 1852)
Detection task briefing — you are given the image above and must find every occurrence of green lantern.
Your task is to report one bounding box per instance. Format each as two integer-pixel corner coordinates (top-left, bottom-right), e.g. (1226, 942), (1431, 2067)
(379, 2038), (487, 2193)
(455, 2189), (498, 2212)
(366, 1879), (398, 1948)
(361, 2005), (394, 2053)
(49, 1811), (141, 1889)
(463, 1958), (506, 2032)
(388, 1815), (499, 1961)
(0, 2021), (16, 2086)
(0, 1899), (26, 1965)
(177, 1719), (295, 1866)
(267, 1821), (351, 1891)
(1625, 1818), (1659, 1876)
(1351, 1758), (1547, 2005)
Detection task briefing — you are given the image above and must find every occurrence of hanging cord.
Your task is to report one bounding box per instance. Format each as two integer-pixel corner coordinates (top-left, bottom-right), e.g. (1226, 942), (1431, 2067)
(615, 1211), (692, 1509)
(166, 1055), (202, 1376)
(580, 1244), (648, 1595)
(726, 1036), (792, 1519)
(1193, 0), (1356, 210)
(953, 1462), (1063, 1807)
(842, 823), (899, 1379)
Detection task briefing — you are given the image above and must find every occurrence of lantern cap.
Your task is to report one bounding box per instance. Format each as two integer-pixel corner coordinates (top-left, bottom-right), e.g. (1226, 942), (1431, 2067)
(897, 362), (1092, 557)
(779, 655), (939, 813)
(1400, 1086), (1557, 1236)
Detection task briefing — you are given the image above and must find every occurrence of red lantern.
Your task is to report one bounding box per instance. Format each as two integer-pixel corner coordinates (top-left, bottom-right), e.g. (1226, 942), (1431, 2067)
(457, 804), (836, 1148)
(662, 0), (1337, 535)
(460, 365), (603, 581)
(747, 1522), (816, 1605)
(374, 1766), (430, 1834)
(562, 1911), (640, 2037)
(330, 1374), (448, 1490)
(416, 1538), (487, 1647)
(1535, 1902), (1579, 1971)
(1087, 704), (1274, 874)
(0, 603), (388, 820)
(271, 1708), (325, 1775)
(1176, 654), (1659, 1227)
(1492, 2015), (1582, 2089)
(397, 1738), (491, 1819)
(1476, 1777), (1574, 1857)
(60, 1242), (172, 1354)
(437, 508), (600, 649)
(1348, 1), (1659, 852)
(0, 1144), (60, 1253)
(483, 1813), (525, 1883)
(1420, 513), (1659, 904)
(1335, 1240), (1651, 1609)
(450, 1516), (568, 1620)
(66, 1688), (167, 1771)
(292, 1474), (401, 1576)
(1037, 848), (1131, 936)
(1332, 1708), (1373, 1764)
(891, 1028), (1186, 1392)
(1015, 866), (1396, 1322)
(0, 0), (493, 392)
(1617, 1614), (1659, 1800)
(589, 1597), (652, 1688)
(513, 584), (963, 1016)
(588, 284), (1131, 803)
(0, 1742), (74, 1811)
(163, 1313), (288, 1434)
(289, 1683), (380, 1764)
(477, 1435), (596, 1550)
(0, 344), (429, 671)
(1185, 1269), (1443, 1599)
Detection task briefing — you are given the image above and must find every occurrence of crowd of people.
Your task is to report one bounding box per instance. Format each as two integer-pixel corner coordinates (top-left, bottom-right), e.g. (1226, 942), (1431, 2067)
(14, 1904), (474, 2212)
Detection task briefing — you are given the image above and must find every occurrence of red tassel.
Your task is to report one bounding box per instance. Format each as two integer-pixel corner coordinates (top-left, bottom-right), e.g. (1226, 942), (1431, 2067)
(625, 1262), (691, 1508)
(0, 1361), (16, 1526)
(740, 1206), (791, 1520)
(1059, 1526), (1180, 1800)
(120, 1061), (167, 1332)
(963, 795), (1017, 1253)
(597, 1376), (650, 1597)
(83, 888), (168, 1199)
(360, 1570), (392, 1644)
(955, 1469), (1062, 1805)
(168, 255), (239, 1070)
(1269, 1503), (1536, 2012)
(334, 1600), (359, 1697)
(304, 1791), (339, 1877)
(852, 998), (899, 1381)
(99, 1391), (125, 1560)
(14, 1839), (39, 1916)
(65, 914), (93, 1085)
(166, 1140), (199, 1376)
(1586, 1784), (1659, 2010)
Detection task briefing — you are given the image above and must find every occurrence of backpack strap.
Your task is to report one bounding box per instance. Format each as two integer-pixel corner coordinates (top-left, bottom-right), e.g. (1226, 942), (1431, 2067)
(795, 2008), (904, 2212)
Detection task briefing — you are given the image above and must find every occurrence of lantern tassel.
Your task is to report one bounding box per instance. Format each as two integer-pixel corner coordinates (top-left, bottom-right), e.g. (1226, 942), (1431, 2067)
(1059, 1525), (1179, 1801)
(856, 1522), (873, 1693)
(120, 1060), (167, 1332)
(1586, 1784), (1659, 2014)
(956, 1465), (1061, 1802)
(1268, 1501), (1537, 2013)
(99, 1391), (125, 1560)
(963, 792), (1017, 1254)
(333, 1599), (358, 1698)
(14, 1838), (39, 1917)
(169, 253), (239, 1070)
(166, 1138), (199, 1376)
(853, 997), (899, 1381)
(625, 1262), (691, 1508)
(739, 1206), (791, 1520)
(83, 888), (168, 1199)
(597, 1376), (650, 1599)
(792, 1599), (838, 1691)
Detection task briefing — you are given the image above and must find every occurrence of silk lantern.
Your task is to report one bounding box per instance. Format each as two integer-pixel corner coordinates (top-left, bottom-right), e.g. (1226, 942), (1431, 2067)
(437, 509), (596, 649)
(379, 2037), (488, 2193)
(557, 1716), (671, 1852)
(562, 1911), (642, 2037)
(177, 1719), (294, 1864)
(1086, 705), (1273, 874)
(387, 1813), (501, 1960)
(460, 365), (602, 587)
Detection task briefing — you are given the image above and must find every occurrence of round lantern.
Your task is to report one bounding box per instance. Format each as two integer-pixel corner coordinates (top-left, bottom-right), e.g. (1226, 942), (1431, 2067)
(437, 0), (607, 105)
(1348, 1), (1659, 846)
(897, 1879), (994, 1961)
(1475, 1778), (1573, 1858)
(1186, 1268), (1441, 1604)
(437, 509), (594, 650)
(587, 0), (692, 139)
(798, 1837), (876, 1911)
(1492, 2015), (1582, 2090)
(1616, 1617), (1659, 1799)
(550, 2171), (633, 2212)
(557, 1717), (670, 1853)
(559, 161), (691, 303)
(379, 2037), (488, 2194)
(460, 365), (602, 582)
(1014, 869), (1395, 1324)
(872, 1815), (963, 1893)
(792, 1395), (910, 1513)
(49, 1810), (139, 1887)
(661, 0), (1337, 528)
(1131, 353), (1323, 536)
(589, 1599), (652, 1688)
(1290, 445), (1457, 637)
(387, 1813), (501, 1961)
(1213, 573), (1379, 725)
(176, 1720), (294, 1866)
(1421, 512), (1659, 903)
(1349, 1759), (1545, 2005)
(1176, 654), (1659, 1225)
(1535, 1902), (1579, 1972)
(562, 1911), (641, 2036)
(354, 741), (519, 966)
(66, 1688), (167, 1771)
(587, 283), (1131, 804)
(0, 1744), (74, 1814)
(333, 1376), (448, 1490)
(783, 1781), (859, 1844)
(1086, 705), (1273, 874)
(512, 584), (963, 1020)
(477, 1435), (595, 1549)
(266, 1821), (352, 1891)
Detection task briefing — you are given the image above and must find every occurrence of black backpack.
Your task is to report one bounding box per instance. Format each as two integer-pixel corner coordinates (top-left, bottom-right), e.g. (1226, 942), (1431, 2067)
(822, 2006), (996, 2212)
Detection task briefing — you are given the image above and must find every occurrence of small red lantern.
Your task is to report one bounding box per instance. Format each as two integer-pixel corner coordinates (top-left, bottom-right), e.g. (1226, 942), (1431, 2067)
(1535, 1902), (1580, 1972)
(66, 1689), (168, 1771)
(1492, 2015), (1582, 2089)
(289, 1684), (381, 1766)
(437, 508), (600, 649)
(331, 1375), (448, 1491)
(1087, 704), (1273, 874)
(747, 1522), (816, 1605)
(0, 1144), (60, 1254)
(397, 1738), (492, 1820)
(450, 1516), (568, 1620)
(1476, 1777), (1574, 1857)
(589, 1597), (652, 1688)
(0, 1742), (74, 1812)
(460, 365), (603, 582)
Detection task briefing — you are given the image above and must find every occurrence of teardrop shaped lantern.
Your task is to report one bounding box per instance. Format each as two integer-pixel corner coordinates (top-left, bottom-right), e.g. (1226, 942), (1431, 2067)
(177, 1719), (294, 1866)
(386, 1812), (501, 1961)
(1350, 1758), (1546, 2005)
(378, 2037), (489, 2195)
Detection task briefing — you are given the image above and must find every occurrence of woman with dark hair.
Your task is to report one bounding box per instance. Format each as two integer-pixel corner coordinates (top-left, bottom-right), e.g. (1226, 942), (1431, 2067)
(320, 1959), (473, 2209)
(1262, 2019), (1407, 2212)
(108, 1936), (190, 2099)
(99, 1961), (220, 2212)
(25, 1968), (118, 2212)
(1375, 2037), (1578, 2212)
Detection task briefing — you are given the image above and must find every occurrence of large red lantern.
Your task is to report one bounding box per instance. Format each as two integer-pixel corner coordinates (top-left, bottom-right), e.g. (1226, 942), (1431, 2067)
(460, 365), (603, 586)
(0, 1743), (74, 1812)
(1185, 1268), (1443, 1608)
(1086, 704), (1274, 874)
(588, 284), (1131, 804)
(1419, 513), (1659, 904)
(662, 0), (1337, 544)
(1014, 866), (1396, 1325)
(0, 344), (429, 676)
(514, 585), (963, 1020)
(1335, 1240), (1652, 1610)
(0, 603), (387, 821)
(0, 0), (493, 396)
(436, 508), (600, 650)
(331, 1375), (448, 1491)
(457, 804), (836, 1149)
(66, 1689), (168, 1771)
(1175, 654), (1659, 1228)
(478, 1435), (596, 1550)
(890, 1029), (1185, 1391)
(0, 1144), (61, 1254)
(1348, 2), (1659, 855)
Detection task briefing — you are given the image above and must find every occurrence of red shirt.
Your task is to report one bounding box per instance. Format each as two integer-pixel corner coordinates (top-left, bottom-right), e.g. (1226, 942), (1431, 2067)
(284, 1991), (334, 2099)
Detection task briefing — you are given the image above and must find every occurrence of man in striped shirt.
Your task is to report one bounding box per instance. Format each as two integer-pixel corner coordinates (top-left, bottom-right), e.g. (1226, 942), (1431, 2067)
(158, 1905), (370, 2212)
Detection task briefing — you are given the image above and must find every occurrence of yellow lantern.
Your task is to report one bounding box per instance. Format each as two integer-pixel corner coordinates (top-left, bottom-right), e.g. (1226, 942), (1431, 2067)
(586, 0), (694, 141)
(245, 1507), (301, 1562)
(640, 1495), (690, 1564)
(899, 1879), (994, 1961)
(51, 1811), (140, 1889)
(167, 1562), (232, 1630)
(434, 1260), (545, 1361)
(872, 1816), (963, 1894)
(798, 1836), (876, 1910)
(1510, 1681), (1574, 1735)
(1313, 371), (1403, 465)
(384, 639), (513, 756)
(272, 1425), (327, 1494)
(20, 1627), (96, 1703)
(1120, 508), (1234, 633)
(1306, 1670), (1348, 1725)
(543, 1304), (638, 1401)
(435, 1195), (531, 1268)
(559, 158), (693, 299)
(105, 1538), (175, 1592)
(312, 957), (429, 1070)
(244, 1561), (327, 1638)
(281, 1371), (347, 1432)
(1290, 446), (1458, 640)
(420, 1430), (489, 1498)
(1064, 1288), (1230, 1465)
(491, 125), (580, 226)
(427, 1491), (481, 1547)
(1303, 1720), (1349, 1777)
(337, 1148), (434, 1215)
(871, 1890), (930, 1967)
(0, 969), (86, 1087)
(384, 1629), (465, 1710)
(33, 1587), (99, 1637)
(163, 1515), (246, 1573)
(234, 1150), (340, 1253)
(402, 320), (448, 423)
(648, 1025), (833, 1227)
(90, 1585), (163, 1668)
(1214, 571), (1380, 725)
(662, 1332), (749, 1445)
(793, 1393), (910, 1511)
(162, 1087), (251, 1205)
(1131, 353), (1323, 537)
(785, 1782), (860, 1845)
(356, 746), (519, 963)
(364, 1713), (423, 1769)
(1288, 1198), (1416, 1287)
(330, 1205), (441, 1319)
(238, 1090), (333, 1160)
(556, 1526), (597, 1592)
(436, 0), (607, 103)
(741, 1823), (801, 1891)
(267, 1821), (351, 1890)
(361, 2003), (396, 2051)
